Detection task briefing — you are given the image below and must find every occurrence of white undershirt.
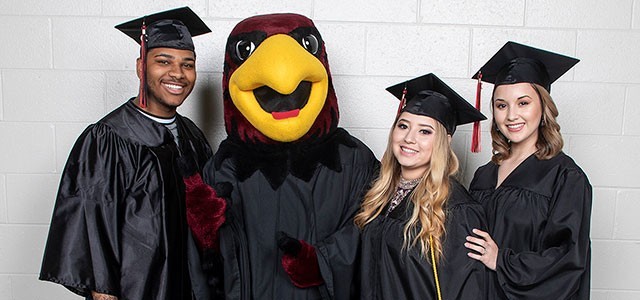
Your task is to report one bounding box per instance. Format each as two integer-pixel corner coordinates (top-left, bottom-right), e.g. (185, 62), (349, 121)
(135, 109), (180, 147)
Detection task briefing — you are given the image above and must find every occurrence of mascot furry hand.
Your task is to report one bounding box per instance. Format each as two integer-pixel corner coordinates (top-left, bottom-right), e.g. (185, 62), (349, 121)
(201, 13), (378, 299)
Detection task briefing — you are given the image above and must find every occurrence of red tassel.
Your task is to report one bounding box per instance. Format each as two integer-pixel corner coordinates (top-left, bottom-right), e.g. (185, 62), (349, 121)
(396, 85), (408, 117)
(471, 72), (482, 153)
(138, 23), (148, 108)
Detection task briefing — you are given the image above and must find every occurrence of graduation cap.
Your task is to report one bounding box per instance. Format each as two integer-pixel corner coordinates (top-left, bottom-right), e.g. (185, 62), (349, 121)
(115, 7), (211, 107)
(472, 41), (579, 92)
(387, 73), (487, 152)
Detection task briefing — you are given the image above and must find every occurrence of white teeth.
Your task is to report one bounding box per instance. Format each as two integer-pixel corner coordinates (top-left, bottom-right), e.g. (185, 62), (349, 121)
(164, 83), (183, 90)
(401, 147), (417, 154)
(507, 124), (523, 129)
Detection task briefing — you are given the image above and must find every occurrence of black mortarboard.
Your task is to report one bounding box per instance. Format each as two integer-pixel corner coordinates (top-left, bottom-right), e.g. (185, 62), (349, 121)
(386, 73), (486, 136)
(472, 41), (579, 92)
(114, 7), (210, 108)
(115, 6), (211, 52)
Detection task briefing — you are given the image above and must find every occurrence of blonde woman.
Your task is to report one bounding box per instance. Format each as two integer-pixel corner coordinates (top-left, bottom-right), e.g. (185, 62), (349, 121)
(465, 42), (592, 299)
(356, 73), (487, 300)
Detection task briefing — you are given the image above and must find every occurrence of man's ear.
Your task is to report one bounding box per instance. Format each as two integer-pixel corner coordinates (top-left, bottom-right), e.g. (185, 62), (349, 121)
(135, 57), (143, 80)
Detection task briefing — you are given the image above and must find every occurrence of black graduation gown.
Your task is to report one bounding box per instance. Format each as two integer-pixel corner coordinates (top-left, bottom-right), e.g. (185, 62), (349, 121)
(203, 128), (379, 300)
(469, 152), (592, 300)
(360, 180), (487, 300)
(39, 100), (213, 300)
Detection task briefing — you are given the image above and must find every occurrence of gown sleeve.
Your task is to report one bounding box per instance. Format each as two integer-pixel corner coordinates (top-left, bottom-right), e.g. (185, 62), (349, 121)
(441, 191), (488, 300)
(40, 125), (127, 297)
(314, 154), (379, 299)
(496, 168), (592, 299)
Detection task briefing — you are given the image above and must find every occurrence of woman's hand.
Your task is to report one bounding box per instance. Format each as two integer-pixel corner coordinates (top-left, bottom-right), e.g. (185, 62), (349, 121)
(465, 228), (499, 270)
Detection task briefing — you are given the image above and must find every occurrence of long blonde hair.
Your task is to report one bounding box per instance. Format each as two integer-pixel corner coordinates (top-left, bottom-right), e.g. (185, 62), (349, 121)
(354, 117), (459, 261)
(491, 83), (564, 164)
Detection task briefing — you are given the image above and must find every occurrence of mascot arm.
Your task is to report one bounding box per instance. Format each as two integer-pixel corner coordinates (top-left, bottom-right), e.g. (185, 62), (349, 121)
(277, 231), (324, 288)
(184, 173), (231, 251)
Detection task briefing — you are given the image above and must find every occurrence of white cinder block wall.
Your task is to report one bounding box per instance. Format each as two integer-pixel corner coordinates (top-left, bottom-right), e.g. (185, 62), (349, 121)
(1, 0), (638, 299)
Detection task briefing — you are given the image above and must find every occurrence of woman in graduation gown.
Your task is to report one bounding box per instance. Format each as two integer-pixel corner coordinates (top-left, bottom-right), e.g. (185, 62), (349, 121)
(464, 41), (592, 299)
(356, 73), (488, 300)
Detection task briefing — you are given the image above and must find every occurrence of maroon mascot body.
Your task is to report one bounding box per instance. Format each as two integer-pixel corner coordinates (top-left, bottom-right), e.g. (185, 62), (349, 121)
(197, 13), (378, 299)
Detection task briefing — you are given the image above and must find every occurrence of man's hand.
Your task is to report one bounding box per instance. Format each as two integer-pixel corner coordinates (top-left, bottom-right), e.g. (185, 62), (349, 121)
(91, 291), (118, 300)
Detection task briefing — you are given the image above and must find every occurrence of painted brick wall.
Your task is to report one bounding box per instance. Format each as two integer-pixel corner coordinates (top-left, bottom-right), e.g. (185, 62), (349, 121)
(1, 0), (638, 298)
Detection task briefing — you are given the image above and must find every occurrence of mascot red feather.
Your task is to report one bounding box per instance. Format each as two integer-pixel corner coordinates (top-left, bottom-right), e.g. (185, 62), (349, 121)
(199, 13), (379, 299)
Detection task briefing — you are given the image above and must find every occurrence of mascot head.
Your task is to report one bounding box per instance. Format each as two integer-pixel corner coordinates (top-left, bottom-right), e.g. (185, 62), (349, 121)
(222, 13), (339, 144)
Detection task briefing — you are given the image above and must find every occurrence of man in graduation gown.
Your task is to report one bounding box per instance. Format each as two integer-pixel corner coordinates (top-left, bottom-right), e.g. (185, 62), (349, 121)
(39, 7), (224, 300)
(196, 14), (379, 299)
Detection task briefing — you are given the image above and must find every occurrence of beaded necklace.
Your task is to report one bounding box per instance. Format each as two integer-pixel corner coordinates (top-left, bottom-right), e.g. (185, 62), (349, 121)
(386, 177), (420, 215)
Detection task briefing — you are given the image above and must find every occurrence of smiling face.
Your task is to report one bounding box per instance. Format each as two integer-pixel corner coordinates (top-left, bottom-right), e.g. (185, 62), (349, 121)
(137, 47), (196, 117)
(391, 112), (442, 180)
(492, 82), (543, 152)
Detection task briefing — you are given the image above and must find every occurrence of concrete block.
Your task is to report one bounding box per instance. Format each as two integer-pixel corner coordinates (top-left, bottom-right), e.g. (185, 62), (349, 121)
(591, 240), (640, 289)
(52, 17), (138, 70)
(614, 190), (640, 240)
(13, 275), (79, 300)
(104, 71), (139, 112)
(176, 73), (225, 131)
(0, 0), (100, 15)
(527, 0), (632, 29)
(194, 19), (237, 74)
(624, 85), (640, 135)
(6, 174), (59, 224)
(552, 82), (625, 135)
(1, 72), (3, 120)
(209, 1), (311, 19)
(421, 0), (525, 26)
(602, 291), (640, 300)
(635, 0), (640, 29)
(101, 1), (207, 17)
(315, 23), (367, 76)
(0, 225), (48, 274)
(360, 128), (389, 160)
(366, 24), (470, 77)
(575, 31), (640, 84)
(589, 291), (607, 300)
(0, 276), (10, 299)
(0, 175), (6, 223)
(471, 28), (577, 79)
(314, 0), (416, 22)
(569, 136), (640, 188)
(332, 75), (397, 129)
(0, 17), (51, 69)
(590, 188), (616, 239)
(0, 123), (55, 173)
(4, 70), (105, 122)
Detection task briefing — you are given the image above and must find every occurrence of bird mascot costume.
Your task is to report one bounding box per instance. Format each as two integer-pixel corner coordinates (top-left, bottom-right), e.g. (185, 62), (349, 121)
(192, 13), (379, 299)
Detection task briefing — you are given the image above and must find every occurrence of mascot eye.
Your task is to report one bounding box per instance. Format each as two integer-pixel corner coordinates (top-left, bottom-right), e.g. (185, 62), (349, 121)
(235, 40), (256, 61)
(301, 34), (319, 55)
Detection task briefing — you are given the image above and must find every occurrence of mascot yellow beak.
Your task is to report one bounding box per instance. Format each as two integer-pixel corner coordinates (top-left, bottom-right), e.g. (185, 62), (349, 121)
(229, 34), (329, 142)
